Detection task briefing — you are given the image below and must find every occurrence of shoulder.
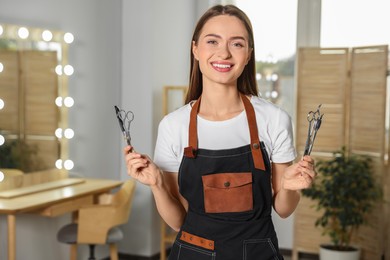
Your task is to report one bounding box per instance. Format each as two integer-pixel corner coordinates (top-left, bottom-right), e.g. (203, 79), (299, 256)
(158, 103), (192, 134)
(249, 95), (296, 163)
(250, 95), (292, 124)
(155, 103), (192, 172)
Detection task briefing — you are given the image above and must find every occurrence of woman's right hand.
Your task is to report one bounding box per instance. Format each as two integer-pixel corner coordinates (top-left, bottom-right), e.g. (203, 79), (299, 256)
(123, 146), (162, 187)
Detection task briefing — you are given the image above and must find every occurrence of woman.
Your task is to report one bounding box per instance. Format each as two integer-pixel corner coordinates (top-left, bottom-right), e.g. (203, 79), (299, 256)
(124, 4), (315, 260)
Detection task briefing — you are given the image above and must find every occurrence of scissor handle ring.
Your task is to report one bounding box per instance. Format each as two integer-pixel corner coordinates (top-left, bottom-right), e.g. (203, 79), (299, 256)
(307, 111), (317, 122)
(125, 111), (134, 122)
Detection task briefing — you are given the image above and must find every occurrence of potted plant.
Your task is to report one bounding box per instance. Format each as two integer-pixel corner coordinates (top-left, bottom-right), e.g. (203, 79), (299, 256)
(0, 137), (44, 172)
(301, 146), (382, 260)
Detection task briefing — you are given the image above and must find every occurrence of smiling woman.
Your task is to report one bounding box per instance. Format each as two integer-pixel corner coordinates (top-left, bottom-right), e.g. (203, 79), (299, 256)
(0, 23), (74, 173)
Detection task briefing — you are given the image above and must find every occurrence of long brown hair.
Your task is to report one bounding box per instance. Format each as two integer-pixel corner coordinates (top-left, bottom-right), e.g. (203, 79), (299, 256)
(185, 4), (258, 104)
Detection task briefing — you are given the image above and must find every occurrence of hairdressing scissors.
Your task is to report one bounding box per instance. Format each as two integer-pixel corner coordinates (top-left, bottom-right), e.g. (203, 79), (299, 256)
(114, 105), (134, 151)
(303, 104), (324, 156)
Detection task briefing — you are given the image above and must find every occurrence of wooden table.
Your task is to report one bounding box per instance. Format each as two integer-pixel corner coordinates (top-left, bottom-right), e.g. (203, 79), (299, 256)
(0, 178), (123, 260)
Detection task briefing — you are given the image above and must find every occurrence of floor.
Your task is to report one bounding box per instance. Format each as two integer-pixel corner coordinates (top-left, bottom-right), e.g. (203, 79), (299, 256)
(283, 251), (319, 260)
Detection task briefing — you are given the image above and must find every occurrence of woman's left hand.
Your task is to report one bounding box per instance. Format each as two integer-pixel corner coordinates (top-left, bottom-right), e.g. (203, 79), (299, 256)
(282, 155), (316, 190)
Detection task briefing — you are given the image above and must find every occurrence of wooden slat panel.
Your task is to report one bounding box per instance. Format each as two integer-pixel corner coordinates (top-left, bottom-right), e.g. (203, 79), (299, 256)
(293, 196), (330, 253)
(0, 50), (20, 132)
(293, 46), (388, 260)
(349, 46), (388, 155)
(296, 48), (349, 155)
(349, 47), (388, 259)
(386, 166), (390, 260)
(294, 49), (349, 259)
(22, 50), (59, 135)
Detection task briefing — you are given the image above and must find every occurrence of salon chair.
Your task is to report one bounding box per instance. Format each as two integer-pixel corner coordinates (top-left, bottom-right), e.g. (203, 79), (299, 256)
(57, 179), (136, 260)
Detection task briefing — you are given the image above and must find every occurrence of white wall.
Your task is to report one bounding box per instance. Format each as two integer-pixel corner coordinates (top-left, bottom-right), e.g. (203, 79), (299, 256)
(120, 0), (209, 256)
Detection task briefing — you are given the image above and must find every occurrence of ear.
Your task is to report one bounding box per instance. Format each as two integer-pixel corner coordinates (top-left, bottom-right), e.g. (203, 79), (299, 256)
(192, 41), (199, 60)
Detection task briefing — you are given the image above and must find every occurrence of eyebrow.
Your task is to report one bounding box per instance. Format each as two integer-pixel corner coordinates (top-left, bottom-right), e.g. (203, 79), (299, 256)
(204, 33), (247, 41)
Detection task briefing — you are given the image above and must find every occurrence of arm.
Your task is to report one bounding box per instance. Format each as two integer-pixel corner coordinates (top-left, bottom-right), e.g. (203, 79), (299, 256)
(272, 156), (315, 218)
(124, 146), (187, 231)
(151, 172), (188, 231)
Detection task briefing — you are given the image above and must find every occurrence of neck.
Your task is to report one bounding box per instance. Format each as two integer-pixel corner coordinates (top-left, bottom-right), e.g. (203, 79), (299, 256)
(199, 84), (245, 121)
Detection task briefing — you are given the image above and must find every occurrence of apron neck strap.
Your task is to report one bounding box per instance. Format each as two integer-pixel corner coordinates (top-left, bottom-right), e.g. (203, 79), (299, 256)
(183, 95), (201, 158)
(184, 93), (266, 171)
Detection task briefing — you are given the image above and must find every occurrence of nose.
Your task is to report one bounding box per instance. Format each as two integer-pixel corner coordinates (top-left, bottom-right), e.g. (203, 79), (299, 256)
(217, 43), (232, 59)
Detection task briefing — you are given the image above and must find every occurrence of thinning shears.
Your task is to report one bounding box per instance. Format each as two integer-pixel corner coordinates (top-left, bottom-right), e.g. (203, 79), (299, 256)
(114, 105), (134, 151)
(303, 104), (324, 156)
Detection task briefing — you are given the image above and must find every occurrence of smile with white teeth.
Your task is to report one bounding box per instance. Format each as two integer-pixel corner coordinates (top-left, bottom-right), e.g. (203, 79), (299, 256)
(212, 63), (232, 69)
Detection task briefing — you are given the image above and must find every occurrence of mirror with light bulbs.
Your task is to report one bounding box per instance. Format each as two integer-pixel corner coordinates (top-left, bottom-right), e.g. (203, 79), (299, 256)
(0, 23), (75, 176)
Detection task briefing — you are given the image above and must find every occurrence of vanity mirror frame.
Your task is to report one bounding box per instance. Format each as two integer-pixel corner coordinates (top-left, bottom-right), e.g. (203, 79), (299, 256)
(0, 23), (74, 174)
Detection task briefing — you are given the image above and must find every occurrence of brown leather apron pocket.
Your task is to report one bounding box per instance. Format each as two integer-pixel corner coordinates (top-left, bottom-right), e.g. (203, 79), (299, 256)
(202, 172), (253, 213)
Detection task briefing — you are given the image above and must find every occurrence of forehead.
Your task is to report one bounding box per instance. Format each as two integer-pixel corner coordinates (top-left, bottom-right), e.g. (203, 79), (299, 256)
(200, 15), (249, 39)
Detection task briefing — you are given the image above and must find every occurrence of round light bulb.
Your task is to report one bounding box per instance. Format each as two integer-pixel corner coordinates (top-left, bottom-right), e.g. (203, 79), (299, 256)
(64, 32), (74, 44)
(55, 65), (63, 76)
(0, 62), (4, 73)
(0, 98), (4, 110)
(55, 159), (63, 169)
(42, 30), (53, 41)
(0, 171), (4, 182)
(64, 65), (74, 76)
(64, 97), (74, 107)
(55, 128), (63, 138)
(55, 97), (63, 107)
(18, 27), (29, 39)
(64, 160), (74, 170)
(64, 128), (74, 139)
(0, 135), (5, 146)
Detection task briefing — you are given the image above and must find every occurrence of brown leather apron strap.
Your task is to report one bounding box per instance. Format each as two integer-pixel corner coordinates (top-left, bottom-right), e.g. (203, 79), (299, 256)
(184, 97), (201, 158)
(184, 94), (266, 171)
(180, 231), (215, 250)
(240, 93), (266, 171)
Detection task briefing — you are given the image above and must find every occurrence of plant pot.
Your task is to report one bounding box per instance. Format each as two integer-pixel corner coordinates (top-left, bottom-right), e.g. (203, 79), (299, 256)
(319, 245), (360, 260)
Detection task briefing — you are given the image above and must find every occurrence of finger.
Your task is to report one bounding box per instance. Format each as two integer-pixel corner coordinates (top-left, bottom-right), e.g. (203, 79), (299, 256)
(127, 160), (148, 177)
(302, 155), (315, 165)
(129, 161), (148, 173)
(299, 166), (316, 179)
(126, 156), (147, 168)
(123, 145), (134, 155)
(299, 159), (315, 170)
(301, 171), (314, 187)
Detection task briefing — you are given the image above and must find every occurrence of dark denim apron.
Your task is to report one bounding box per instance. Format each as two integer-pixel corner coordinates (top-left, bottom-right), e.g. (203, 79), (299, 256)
(168, 94), (283, 260)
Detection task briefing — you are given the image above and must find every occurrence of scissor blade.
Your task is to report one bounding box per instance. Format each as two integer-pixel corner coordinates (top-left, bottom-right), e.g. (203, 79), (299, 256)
(114, 106), (126, 132)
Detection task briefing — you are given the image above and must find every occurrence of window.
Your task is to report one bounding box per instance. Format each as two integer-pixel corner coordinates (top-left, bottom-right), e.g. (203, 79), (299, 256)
(321, 0), (390, 48)
(235, 0), (298, 117)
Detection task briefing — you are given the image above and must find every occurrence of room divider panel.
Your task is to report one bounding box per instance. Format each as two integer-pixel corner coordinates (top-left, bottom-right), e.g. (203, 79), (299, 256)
(293, 45), (389, 260)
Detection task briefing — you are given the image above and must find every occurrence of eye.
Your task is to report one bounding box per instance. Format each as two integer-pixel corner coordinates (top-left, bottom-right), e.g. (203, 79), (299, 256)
(231, 42), (245, 48)
(207, 40), (218, 45)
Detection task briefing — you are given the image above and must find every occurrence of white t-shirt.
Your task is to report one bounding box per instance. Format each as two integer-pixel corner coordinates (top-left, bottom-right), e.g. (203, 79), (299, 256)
(154, 95), (297, 173)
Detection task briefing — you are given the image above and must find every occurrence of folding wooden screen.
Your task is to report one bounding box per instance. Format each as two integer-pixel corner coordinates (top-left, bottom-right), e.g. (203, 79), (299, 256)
(293, 45), (389, 260)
